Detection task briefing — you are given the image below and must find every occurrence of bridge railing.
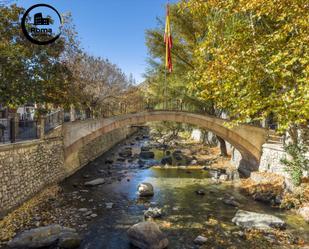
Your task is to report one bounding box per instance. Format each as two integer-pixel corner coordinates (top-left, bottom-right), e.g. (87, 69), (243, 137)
(44, 110), (64, 133)
(5, 99), (282, 143)
(0, 118), (39, 144)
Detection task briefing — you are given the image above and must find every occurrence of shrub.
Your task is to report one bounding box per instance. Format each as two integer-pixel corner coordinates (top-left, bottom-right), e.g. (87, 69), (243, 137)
(281, 143), (309, 186)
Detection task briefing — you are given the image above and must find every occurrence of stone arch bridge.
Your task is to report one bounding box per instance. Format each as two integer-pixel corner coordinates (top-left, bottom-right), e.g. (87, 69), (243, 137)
(63, 111), (270, 176)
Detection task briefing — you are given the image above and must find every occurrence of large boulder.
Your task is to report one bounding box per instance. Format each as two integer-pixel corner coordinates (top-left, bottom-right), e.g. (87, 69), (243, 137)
(172, 150), (183, 161)
(232, 210), (286, 230)
(138, 182), (154, 197)
(58, 232), (81, 249)
(127, 222), (168, 249)
(84, 178), (105, 186)
(138, 159), (160, 168)
(161, 156), (172, 165)
(141, 146), (151, 151)
(119, 147), (132, 158)
(298, 204), (309, 223)
(8, 225), (80, 248)
(140, 151), (155, 159)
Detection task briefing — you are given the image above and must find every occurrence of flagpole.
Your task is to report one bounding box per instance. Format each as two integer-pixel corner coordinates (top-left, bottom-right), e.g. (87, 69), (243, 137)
(164, 1), (169, 110)
(164, 67), (167, 110)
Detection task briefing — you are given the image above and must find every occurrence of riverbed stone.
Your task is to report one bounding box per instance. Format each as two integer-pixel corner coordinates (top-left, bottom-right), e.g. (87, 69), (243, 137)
(119, 148), (132, 158)
(161, 156), (172, 165)
(141, 146), (151, 151)
(140, 151), (155, 159)
(219, 174), (229, 181)
(232, 210), (286, 230)
(58, 232), (81, 249)
(105, 202), (114, 209)
(144, 207), (163, 219)
(298, 204), (309, 223)
(8, 225), (79, 248)
(138, 182), (154, 197)
(105, 159), (113, 164)
(223, 196), (240, 207)
(84, 178), (105, 186)
(195, 189), (205, 195)
(78, 208), (88, 212)
(174, 155), (182, 161)
(194, 235), (207, 245)
(117, 157), (126, 162)
(127, 222), (169, 249)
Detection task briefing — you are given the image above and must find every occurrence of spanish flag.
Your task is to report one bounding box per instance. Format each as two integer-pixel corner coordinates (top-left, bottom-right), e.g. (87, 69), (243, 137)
(164, 4), (173, 73)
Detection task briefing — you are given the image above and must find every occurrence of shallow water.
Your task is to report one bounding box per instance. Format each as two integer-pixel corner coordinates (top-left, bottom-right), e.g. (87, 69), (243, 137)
(61, 134), (309, 249)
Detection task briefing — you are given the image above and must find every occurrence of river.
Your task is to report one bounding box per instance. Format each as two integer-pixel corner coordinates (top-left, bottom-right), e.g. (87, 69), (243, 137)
(57, 128), (309, 249)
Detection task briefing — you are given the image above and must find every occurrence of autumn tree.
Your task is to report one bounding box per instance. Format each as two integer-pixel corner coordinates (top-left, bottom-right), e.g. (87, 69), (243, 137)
(180, 0), (309, 140)
(144, 3), (228, 155)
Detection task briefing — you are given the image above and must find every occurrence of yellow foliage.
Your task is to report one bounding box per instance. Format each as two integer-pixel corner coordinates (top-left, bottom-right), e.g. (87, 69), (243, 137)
(180, 0), (309, 130)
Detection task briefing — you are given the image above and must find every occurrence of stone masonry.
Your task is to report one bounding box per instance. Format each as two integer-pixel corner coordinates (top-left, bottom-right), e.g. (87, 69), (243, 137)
(0, 137), (64, 217)
(0, 125), (137, 217)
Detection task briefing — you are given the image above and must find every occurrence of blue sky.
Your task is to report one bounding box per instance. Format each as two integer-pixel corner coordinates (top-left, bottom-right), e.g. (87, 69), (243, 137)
(14, 0), (178, 83)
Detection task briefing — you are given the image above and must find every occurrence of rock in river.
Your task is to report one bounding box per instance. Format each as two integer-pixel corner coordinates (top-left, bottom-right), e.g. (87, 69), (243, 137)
(140, 151), (155, 159)
(232, 210), (286, 230)
(138, 182), (154, 197)
(298, 204), (309, 223)
(195, 189), (205, 195)
(105, 202), (114, 209)
(161, 156), (172, 165)
(141, 146), (151, 151)
(194, 235), (207, 245)
(8, 224), (80, 248)
(58, 232), (81, 249)
(223, 196), (240, 207)
(127, 222), (169, 249)
(119, 148), (132, 158)
(84, 178), (105, 186)
(219, 174), (229, 181)
(144, 207), (163, 219)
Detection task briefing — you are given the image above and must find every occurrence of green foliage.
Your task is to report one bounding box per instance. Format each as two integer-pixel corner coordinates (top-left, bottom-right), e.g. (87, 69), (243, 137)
(281, 143), (309, 186)
(0, 4), (72, 109)
(0, 4), (143, 116)
(144, 4), (218, 114)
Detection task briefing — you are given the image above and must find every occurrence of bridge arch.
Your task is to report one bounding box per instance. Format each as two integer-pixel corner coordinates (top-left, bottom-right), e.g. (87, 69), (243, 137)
(64, 111), (269, 176)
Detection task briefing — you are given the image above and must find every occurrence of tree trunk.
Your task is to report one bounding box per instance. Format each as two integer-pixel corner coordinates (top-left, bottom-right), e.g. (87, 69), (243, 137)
(288, 125), (299, 144)
(217, 136), (228, 157)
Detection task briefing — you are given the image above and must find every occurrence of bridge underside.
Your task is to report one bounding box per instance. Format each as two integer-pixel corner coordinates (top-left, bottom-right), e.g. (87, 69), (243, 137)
(63, 111), (269, 176)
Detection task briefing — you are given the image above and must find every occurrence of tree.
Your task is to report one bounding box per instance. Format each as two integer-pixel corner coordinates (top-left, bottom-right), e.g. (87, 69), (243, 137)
(144, 3), (228, 155)
(0, 5), (141, 118)
(180, 0), (309, 137)
(0, 4), (75, 110)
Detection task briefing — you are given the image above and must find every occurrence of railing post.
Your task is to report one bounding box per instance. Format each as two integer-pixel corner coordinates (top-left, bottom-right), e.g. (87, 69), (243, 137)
(60, 110), (64, 124)
(9, 113), (19, 143)
(38, 117), (45, 139)
(10, 118), (15, 143)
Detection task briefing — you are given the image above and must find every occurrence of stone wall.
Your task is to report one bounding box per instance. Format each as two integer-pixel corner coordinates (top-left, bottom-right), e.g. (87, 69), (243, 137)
(259, 144), (289, 177)
(259, 143), (309, 178)
(65, 126), (137, 176)
(231, 143), (309, 186)
(230, 147), (259, 177)
(0, 136), (64, 217)
(0, 125), (137, 217)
